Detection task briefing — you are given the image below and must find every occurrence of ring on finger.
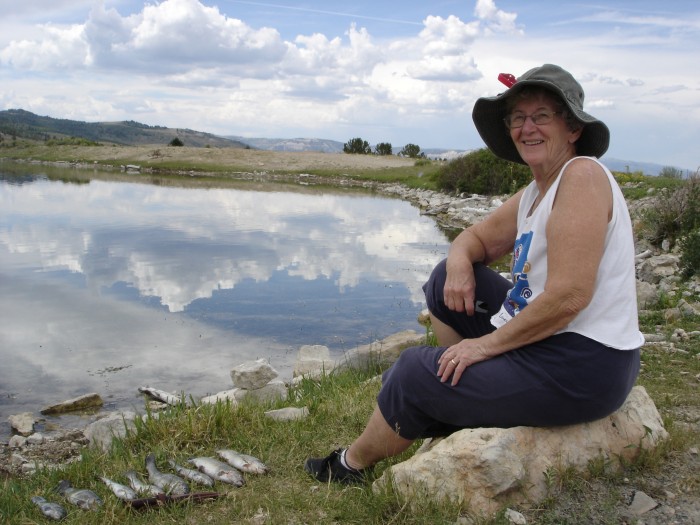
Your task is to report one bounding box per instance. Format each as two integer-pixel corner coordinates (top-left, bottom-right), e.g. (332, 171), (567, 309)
(450, 358), (457, 365)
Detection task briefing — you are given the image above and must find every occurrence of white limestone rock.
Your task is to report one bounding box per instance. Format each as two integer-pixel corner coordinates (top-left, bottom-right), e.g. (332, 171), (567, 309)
(335, 330), (425, 373)
(235, 379), (288, 403)
(373, 386), (668, 518)
(8, 412), (36, 436)
(200, 389), (241, 406)
(83, 410), (137, 451)
(293, 345), (334, 378)
(264, 406), (310, 421)
(230, 359), (279, 390)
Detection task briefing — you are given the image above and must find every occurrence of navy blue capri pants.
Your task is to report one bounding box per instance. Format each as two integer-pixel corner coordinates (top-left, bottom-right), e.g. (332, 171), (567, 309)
(377, 259), (641, 440)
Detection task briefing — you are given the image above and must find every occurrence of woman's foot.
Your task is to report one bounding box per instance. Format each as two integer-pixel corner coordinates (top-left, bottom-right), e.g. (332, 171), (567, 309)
(304, 448), (369, 484)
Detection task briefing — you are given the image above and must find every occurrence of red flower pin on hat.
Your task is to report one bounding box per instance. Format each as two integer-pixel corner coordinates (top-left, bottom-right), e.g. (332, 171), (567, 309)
(498, 73), (517, 88)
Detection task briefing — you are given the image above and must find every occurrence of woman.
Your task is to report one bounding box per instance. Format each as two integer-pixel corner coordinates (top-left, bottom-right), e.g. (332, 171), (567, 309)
(305, 64), (644, 484)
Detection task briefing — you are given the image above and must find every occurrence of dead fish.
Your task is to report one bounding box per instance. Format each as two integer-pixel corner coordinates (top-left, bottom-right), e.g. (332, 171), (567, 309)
(138, 386), (184, 406)
(188, 457), (245, 487)
(55, 480), (103, 510)
(99, 476), (137, 501)
(31, 496), (67, 521)
(216, 449), (269, 474)
(124, 469), (165, 497)
(168, 459), (215, 487)
(145, 453), (190, 496)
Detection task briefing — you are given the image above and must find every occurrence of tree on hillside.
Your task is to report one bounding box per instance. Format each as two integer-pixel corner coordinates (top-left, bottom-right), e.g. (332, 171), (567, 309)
(399, 143), (422, 158)
(374, 142), (392, 156)
(169, 137), (184, 147)
(343, 137), (372, 154)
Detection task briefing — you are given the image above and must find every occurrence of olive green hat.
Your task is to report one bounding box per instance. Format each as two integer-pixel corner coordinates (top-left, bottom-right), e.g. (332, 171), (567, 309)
(471, 64), (610, 164)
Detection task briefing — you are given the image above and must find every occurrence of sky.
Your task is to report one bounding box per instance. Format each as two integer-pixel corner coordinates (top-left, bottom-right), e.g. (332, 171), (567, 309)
(0, 0), (698, 170)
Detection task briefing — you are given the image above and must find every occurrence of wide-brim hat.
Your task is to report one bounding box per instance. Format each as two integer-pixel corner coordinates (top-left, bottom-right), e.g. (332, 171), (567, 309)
(472, 64), (610, 165)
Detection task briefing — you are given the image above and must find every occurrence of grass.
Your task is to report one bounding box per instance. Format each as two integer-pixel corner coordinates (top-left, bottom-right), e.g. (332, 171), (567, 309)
(0, 142), (442, 191)
(2, 317), (697, 524)
(1, 143), (699, 523)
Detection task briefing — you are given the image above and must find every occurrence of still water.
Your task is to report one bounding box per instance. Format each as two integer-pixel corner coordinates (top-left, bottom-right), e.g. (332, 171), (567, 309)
(0, 163), (450, 437)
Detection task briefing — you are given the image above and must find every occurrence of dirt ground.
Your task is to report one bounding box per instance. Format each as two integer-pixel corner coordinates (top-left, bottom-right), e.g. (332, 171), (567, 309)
(56, 145), (419, 173)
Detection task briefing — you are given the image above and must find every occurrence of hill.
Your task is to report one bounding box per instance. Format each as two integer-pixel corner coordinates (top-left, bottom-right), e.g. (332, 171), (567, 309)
(228, 136), (345, 153)
(0, 109), (248, 148)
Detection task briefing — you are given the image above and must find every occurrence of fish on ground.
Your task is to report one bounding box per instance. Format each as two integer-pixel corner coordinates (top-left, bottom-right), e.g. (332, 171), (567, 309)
(99, 476), (137, 501)
(145, 453), (190, 496)
(124, 470), (165, 497)
(188, 457), (245, 487)
(31, 496), (67, 521)
(168, 459), (215, 487)
(55, 480), (103, 510)
(137, 386), (186, 406)
(216, 449), (269, 474)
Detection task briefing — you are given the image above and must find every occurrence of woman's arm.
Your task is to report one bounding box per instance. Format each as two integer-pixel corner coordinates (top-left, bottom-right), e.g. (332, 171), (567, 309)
(442, 189), (523, 315)
(439, 158), (613, 384)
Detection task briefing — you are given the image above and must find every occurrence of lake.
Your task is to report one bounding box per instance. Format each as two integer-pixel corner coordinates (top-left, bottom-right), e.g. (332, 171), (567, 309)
(0, 162), (450, 438)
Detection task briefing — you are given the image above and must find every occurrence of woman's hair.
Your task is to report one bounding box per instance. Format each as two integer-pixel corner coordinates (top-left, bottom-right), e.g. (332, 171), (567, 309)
(505, 86), (583, 133)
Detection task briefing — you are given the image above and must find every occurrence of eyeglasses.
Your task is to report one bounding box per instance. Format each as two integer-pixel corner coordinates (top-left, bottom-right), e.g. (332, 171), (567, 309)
(504, 110), (561, 129)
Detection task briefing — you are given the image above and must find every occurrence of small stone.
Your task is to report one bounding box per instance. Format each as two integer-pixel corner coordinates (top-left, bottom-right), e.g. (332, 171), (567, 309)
(629, 491), (658, 515)
(200, 389), (241, 405)
(26, 433), (44, 445)
(10, 452), (27, 467)
(264, 407), (309, 421)
(505, 508), (527, 524)
(8, 435), (27, 448)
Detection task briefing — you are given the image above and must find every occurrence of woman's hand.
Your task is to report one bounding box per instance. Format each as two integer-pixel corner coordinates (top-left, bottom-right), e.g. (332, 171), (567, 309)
(437, 339), (492, 386)
(443, 260), (476, 315)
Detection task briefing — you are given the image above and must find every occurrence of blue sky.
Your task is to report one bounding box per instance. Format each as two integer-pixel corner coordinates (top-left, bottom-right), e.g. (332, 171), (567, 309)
(0, 0), (698, 169)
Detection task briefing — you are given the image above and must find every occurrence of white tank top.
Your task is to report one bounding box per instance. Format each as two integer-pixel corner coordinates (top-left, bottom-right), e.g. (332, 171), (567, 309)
(491, 157), (644, 350)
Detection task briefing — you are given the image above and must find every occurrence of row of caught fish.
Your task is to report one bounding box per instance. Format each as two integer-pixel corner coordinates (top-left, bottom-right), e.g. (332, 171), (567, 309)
(31, 449), (269, 520)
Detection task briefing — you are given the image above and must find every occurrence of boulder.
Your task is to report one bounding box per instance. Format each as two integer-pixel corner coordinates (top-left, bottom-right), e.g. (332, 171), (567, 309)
(637, 254), (680, 284)
(373, 386), (668, 517)
(234, 379), (288, 403)
(230, 359), (279, 390)
(294, 345), (335, 378)
(335, 330), (425, 372)
(8, 412), (36, 436)
(636, 279), (658, 308)
(83, 411), (137, 451)
(40, 393), (103, 415)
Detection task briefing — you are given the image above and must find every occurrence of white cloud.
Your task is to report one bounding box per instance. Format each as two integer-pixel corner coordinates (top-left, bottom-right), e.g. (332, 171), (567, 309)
(0, 0), (698, 167)
(473, 0), (522, 35)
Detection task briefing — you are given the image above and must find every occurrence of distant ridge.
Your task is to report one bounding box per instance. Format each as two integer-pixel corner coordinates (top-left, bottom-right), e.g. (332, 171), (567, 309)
(228, 136), (345, 153)
(0, 109), (248, 148)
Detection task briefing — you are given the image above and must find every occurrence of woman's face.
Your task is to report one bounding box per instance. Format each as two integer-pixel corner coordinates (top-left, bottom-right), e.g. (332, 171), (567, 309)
(508, 93), (582, 172)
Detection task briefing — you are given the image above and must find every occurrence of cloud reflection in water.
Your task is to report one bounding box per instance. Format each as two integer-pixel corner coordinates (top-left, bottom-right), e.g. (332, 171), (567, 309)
(0, 173), (449, 434)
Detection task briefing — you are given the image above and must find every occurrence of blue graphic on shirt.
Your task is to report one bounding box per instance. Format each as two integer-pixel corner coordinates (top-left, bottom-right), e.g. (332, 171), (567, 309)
(502, 231), (534, 317)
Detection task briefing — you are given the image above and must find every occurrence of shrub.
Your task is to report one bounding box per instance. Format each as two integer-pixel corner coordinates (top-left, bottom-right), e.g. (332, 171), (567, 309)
(643, 173), (700, 248)
(399, 143), (422, 158)
(680, 229), (700, 278)
(434, 148), (530, 195)
(374, 142), (392, 156)
(169, 137), (184, 147)
(343, 137), (371, 154)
